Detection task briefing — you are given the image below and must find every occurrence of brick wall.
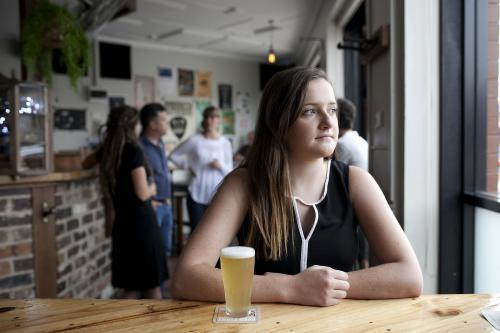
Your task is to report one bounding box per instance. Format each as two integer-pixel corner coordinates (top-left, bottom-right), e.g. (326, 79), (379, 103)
(0, 189), (35, 298)
(55, 179), (111, 298)
(487, 0), (500, 193)
(0, 177), (112, 299)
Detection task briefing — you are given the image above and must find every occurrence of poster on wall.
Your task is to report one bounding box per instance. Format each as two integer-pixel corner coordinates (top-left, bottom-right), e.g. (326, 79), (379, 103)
(134, 75), (155, 110)
(222, 110), (235, 135)
(236, 113), (252, 135)
(54, 108), (86, 130)
(195, 100), (213, 130)
(196, 71), (212, 97)
(163, 101), (195, 150)
(218, 84), (232, 109)
(235, 90), (250, 113)
(109, 96), (125, 111)
(157, 67), (176, 100)
(178, 69), (195, 96)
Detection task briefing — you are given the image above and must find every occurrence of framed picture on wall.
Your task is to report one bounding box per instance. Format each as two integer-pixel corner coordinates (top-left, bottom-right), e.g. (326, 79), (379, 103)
(54, 108), (86, 131)
(157, 66), (176, 99)
(134, 75), (155, 110)
(196, 71), (212, 97)
(178, 69), (194, 96)
(109, 96), (125, 111)
(163, 101), (195, 150)
(218, 84), (232, 109)
(222, 110), (235, 135)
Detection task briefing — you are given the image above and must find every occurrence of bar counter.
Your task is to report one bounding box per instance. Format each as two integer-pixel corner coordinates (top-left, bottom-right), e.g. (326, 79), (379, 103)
(0, 169), (98, 188)
(0, 294), (498, 332)
(0, 169), (112, 299)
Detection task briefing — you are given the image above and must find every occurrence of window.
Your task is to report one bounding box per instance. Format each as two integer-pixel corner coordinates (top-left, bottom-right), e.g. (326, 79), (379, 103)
(439, 0), (500, 294)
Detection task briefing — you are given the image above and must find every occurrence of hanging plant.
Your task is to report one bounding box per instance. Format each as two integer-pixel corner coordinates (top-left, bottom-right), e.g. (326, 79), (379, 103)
(21, 0), (90, 91)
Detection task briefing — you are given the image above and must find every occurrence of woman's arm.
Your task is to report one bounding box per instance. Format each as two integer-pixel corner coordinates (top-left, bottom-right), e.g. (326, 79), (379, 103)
(219, 139), (234, 175)
(347, 166), (423, 299)
(169, 137), (195, 169)
(172, 169), (349, 306)
(209, 139), (234, 175)
(131, 166), (157, 202)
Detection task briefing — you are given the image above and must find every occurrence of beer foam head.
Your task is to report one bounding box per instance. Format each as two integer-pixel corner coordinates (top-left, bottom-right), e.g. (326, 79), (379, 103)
(220, 246), (255, 259)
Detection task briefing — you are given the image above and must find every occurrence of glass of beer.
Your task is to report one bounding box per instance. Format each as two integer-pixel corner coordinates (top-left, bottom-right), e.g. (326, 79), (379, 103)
(220, 246), (255, 317)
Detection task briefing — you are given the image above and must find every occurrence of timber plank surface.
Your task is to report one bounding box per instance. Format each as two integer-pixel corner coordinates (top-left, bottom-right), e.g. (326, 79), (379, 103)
(0, 294), (498, 332)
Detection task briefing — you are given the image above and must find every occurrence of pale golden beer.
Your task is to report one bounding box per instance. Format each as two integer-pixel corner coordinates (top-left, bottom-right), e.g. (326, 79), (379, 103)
(220, 246), (255, 317)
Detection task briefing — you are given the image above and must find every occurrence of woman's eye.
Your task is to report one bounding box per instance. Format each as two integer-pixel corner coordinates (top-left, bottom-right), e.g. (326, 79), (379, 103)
(302, 108), (315, 115)
(329, 108), (338, 114)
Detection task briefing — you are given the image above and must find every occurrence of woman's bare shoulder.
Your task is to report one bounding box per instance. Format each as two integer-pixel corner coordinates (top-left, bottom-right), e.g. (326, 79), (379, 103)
(225, 168), (248, 185)
(222, 168), (249, 191)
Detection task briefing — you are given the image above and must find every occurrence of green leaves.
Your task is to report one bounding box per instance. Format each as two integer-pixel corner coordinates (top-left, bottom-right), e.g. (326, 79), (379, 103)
(21, 0), (90, 92)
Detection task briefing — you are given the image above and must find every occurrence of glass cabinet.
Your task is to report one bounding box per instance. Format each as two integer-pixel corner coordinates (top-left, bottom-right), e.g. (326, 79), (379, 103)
(0, 76), (52, 176)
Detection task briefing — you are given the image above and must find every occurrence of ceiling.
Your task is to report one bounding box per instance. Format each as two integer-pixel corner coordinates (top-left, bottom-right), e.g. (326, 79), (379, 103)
(95, 0), (326, 63)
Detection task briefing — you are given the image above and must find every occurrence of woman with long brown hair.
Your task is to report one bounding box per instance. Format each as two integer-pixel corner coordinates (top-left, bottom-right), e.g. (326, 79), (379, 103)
(91, 105), (167, 299)
(172, 67), (422, 305)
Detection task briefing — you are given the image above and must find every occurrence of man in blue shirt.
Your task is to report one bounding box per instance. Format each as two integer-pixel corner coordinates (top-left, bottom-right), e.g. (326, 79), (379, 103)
(139, 103), (173, 258)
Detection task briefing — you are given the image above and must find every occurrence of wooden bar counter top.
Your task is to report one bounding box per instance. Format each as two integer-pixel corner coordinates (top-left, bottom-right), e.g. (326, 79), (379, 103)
(0, 294), (498, 332)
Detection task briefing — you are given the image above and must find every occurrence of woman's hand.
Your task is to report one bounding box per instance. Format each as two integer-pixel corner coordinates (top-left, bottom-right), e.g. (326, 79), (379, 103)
(209, 159), (222, 169)
(281, 265), (350, 306)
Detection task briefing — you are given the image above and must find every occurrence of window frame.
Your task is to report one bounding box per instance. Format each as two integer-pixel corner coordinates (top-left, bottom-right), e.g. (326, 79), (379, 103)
(439, 0), (500, 294)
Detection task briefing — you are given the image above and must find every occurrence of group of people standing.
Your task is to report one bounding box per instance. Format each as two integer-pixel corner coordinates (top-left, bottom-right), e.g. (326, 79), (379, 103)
(84, 102), (232, 299)
(85, 66), (421, 304)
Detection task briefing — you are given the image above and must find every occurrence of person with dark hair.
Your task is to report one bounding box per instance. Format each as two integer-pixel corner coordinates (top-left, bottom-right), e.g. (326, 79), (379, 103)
(234, 130), (255, 165)
(171, 66), (422, 306)
(169, 106), (233, 231)
(83, 105), (167, 299)
(139, 103), (174, 259)
(335, 98), (368, 171)
(335, 98), (370, 269)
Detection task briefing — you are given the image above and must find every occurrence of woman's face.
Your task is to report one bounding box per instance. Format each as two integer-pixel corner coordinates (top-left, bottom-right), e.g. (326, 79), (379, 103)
(285, 78), (338, 161)
(205, 110), (221, 132)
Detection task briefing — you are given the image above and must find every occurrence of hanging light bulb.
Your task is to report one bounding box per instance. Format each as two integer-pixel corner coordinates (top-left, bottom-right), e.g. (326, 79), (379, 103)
(267, 20), (277, 64)
(267, 45), (276, 64)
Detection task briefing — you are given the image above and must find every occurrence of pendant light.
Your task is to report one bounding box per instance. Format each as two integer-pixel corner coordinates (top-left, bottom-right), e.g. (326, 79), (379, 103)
(267, 46), (276, 64)
(267, 20), (276, 64)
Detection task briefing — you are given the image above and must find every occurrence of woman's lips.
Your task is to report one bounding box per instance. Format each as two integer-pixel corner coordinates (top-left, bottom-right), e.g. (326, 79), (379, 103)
(315, 135), (334, 140)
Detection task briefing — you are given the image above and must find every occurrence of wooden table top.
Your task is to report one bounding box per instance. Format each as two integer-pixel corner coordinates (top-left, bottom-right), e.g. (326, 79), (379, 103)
(0, 294), (498, 332)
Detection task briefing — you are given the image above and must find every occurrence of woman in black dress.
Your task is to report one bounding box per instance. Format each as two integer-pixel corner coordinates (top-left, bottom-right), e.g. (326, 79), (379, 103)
(97, 105), (167, 299)
(172, 67), (422, 305)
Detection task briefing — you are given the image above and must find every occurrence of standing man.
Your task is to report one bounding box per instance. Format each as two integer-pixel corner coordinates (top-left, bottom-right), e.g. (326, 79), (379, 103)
(139, 103), (173, 258)
(335, 98), (370, 269)
(335, 98), (369, 171)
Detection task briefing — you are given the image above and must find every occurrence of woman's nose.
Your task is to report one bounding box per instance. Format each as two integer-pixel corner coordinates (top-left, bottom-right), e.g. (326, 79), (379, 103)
(319, 111), (334, 129)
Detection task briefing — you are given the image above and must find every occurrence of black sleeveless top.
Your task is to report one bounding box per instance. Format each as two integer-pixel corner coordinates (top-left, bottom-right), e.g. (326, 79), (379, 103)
(237, 160), (359, 275)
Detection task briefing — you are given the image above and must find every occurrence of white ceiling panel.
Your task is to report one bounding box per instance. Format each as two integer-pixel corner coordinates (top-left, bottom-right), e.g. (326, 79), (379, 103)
(98, 0), (325, 62)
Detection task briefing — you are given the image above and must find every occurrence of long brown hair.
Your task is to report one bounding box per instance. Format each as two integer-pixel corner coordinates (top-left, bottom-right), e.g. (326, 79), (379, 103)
(98, 105), (140, 198)
(241, 66), (330, 260)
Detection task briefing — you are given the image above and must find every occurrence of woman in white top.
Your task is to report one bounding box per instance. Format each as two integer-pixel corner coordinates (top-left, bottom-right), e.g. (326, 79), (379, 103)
(170, 106), (233, 231)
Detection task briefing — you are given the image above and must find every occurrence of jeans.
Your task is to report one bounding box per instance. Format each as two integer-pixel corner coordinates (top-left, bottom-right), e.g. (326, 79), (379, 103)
(186, 192), (207, 232)
(155, 204), (173, 256)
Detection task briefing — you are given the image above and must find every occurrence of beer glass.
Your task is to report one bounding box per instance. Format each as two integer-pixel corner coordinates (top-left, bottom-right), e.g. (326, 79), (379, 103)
(220, 246), (255, 317)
